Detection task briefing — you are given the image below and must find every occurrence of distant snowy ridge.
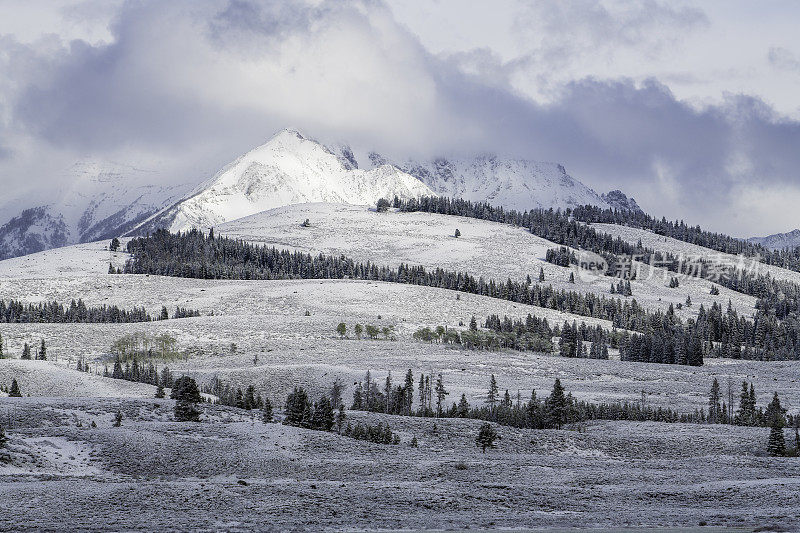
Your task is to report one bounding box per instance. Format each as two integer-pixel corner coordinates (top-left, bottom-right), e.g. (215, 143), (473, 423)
(601, 190), (643, 213)
(747, 229), (800, 251)
(365, 152), (612, 213)
(134, 129), (434, 233)
(0, 160), (190, 260)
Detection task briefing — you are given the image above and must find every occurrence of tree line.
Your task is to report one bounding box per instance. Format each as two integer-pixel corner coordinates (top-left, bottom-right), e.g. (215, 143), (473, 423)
(0, 298), (199, 323)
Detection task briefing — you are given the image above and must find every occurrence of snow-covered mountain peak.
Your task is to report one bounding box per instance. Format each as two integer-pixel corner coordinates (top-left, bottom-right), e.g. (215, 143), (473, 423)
(134, 129), (435, 233)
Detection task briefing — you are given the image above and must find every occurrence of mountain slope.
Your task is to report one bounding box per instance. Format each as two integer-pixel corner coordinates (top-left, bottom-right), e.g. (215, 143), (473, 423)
(370, 154), (611, 212)
(134, 129), (434, 233)
(0, 160), (191, 260)
(747, 229), (800, 251)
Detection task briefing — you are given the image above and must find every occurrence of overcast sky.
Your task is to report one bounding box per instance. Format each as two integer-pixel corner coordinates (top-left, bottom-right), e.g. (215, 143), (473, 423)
(0, 0), (799, 236)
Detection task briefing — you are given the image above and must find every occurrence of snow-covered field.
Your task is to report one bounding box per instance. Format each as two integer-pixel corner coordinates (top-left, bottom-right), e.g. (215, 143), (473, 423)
(1, 203), (799, 531)
(592, 222), (800, 286)
(0, 397), (797, 531)
(219, 203), (758, 320)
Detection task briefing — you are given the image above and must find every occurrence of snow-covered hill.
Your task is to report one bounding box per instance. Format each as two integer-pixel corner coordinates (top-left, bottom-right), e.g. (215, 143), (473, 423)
(0, 160), (191, 260)
(747, 228), (800, 251)
(134, 129), (434, 233)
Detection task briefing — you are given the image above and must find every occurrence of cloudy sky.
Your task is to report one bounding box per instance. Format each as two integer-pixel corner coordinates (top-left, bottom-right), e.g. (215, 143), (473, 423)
(0, 0), (799, 236)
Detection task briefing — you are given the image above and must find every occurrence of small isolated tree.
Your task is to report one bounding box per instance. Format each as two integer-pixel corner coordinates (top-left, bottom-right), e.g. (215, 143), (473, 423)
(410, 436), (418, 448)
(113, 410), (123, 427)
(173, 376), (202, 422)
(37, 339), (47, 361)
(336, 322), (347, 338)
(767, 421), (786, 457)
(475, 423), (499, 453)
(8, 379), (21, 397)
(262, 398), (273, 423)
(21, 343), (31, 360)
(336, 404), (346, 433)
(301, 219), (311, 227)
(539, 267), (545, 282)
(454, 228), (461, 238)
(110, 237), (121, 251)
(354, 324), (364, 340)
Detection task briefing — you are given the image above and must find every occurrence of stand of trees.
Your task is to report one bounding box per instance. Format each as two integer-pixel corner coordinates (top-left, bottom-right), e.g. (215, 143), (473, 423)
(0, 299), (199, 323)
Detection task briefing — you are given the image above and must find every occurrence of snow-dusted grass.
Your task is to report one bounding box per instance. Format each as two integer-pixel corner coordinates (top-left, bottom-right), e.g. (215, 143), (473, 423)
(0, 359), (156, 398)
(592, 222), (800, 286)
(0, 397), (797, 531)
(218, 203), (759, 320)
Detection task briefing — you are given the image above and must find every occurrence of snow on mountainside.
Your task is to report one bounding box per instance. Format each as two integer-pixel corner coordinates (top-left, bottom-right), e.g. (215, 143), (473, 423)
(601, 190), (643, 213)
(0, 160), (191, 260)
(747, 229), (800, 251)
(368, 153), (611, 212)
(134, 129), (434, 233)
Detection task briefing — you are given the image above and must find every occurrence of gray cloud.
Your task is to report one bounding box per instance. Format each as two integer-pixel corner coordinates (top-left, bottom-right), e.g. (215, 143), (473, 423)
(1, 0), (799, 236)
(768, 46), (800, 72)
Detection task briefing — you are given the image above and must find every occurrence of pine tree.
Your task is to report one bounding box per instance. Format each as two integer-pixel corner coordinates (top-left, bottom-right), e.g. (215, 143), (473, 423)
(173, 376), (202, 422)
(539, 267), (545, 282)
(469, 316), (478, 331)
(545, 379), (568, 429)
(262, 398), (273, 423)
(434, 374), (448, 417)
(312, 396), (335, 431)
(709, 378), (722, 423)
(336, 404), (346, 433)
(110, 237), (121, 251)
(21, 343), (31, 360)
(487, 374), (499, 412)
(454, 228), (461, 238)
(0, 425), (7, 448)
(113, 410), (123, 427)
(457, 394), (470, 417)
(284, 387), (310, 427)
(244, 385), (257, 410)
(37, 339), (47, 360)
(155, 384), (165, 398)
(767, 421), (786, 457)
(475, 423), (499, 453)
(0, 333), (3, 359)
(336, 322), (347, 338)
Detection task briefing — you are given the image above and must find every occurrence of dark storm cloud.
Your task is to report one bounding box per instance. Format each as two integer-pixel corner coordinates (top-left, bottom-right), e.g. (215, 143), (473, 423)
(1, 0), (799, 234)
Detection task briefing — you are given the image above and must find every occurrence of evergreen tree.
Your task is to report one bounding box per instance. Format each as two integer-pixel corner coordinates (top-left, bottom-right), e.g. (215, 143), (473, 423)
(0, 424), (7, 448)
(487, 374), (499, 412)
(708, 378), (722, 423)
(244, 385), (257, 410)
(37, 339), (46, 361)
(0, 333), (3, 359)
(171, 376), (202, 403)
(262, 398), (273, 423)
(312, 396), (335, 431)
(336, 322), (347, 338)
(434, 374), (448, 417)
(173, 376), (202, 422)
(539, 267), (545, 282)
(454, 228), (461, 238)
(284, 387), (311, 427)
(155, 384), (165, 398)
(354, 324), (364, 339)
(110, 237), (121, 251)
(336, 404), (346, 433)
(545, 379), (568, 429)
(113, 410), (123, 427)
(475, 423), (499, 453)
(21, 343), (31, 360)
(457, 394), (470, 417)
(469, 316), (478, 332)
(8, 378), (21, 397)
(767, 421), (786, 457)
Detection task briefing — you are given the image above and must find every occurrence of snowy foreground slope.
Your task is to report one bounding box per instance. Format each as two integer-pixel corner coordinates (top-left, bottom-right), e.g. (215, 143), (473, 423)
(1, 203), (799, 530)
(1, 398), (798, 530)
